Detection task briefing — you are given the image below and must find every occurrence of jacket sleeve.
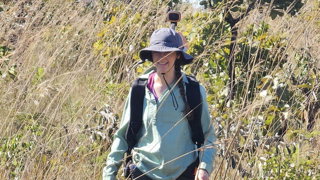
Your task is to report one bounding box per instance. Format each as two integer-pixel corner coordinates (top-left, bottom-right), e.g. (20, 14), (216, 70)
(102, 89), (132, 180)
(198, 85), (217, 174)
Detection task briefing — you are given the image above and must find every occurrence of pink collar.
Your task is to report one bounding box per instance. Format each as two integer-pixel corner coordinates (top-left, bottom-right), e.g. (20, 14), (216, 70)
(147, 72), (159, 101)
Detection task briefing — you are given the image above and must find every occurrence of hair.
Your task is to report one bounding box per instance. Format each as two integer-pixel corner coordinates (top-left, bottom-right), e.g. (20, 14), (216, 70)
(174, 56), (191, 119)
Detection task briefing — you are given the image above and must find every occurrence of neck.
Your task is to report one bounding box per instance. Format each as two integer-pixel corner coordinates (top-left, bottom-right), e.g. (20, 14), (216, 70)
(155, 69), (176, 86)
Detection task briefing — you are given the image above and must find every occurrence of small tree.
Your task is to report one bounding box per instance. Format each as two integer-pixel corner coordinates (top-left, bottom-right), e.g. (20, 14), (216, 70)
(200, 0), (304, 101)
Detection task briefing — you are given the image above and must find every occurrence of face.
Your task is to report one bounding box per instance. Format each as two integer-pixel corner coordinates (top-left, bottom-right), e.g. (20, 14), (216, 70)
(152, 51), (180, 74)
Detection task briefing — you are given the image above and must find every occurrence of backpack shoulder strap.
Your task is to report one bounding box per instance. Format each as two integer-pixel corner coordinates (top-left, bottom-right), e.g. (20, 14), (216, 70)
(185, 75), (205, 148)
(125, 78), (148, 154)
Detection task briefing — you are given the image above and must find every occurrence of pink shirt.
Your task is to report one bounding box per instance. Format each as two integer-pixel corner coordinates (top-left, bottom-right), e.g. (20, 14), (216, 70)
(147, 72), (159, 101)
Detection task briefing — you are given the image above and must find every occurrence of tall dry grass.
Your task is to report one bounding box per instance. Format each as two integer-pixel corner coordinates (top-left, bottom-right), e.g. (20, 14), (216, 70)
(0, 0), (189, 179)
(0, 0), (124, 179)
(0, 0), (319, 179)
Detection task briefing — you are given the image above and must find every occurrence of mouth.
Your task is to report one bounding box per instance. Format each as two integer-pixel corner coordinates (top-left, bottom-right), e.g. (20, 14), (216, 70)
(157, 61), (169, 65)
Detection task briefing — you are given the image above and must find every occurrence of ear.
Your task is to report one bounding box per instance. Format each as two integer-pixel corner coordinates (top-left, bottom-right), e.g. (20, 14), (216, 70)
(176, 52), (181, 59)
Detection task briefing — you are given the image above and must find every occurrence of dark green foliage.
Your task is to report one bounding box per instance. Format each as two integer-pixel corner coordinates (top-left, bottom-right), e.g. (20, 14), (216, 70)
(0, 46), (17, 81)
(168, 0), (181, 8)
(201, 0), (304, 18)
(0, 45), (11, 57)
(180, 2), (319, 177)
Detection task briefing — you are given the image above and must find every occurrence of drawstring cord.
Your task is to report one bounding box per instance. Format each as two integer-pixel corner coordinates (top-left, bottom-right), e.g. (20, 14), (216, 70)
(161, 73), (179, 111)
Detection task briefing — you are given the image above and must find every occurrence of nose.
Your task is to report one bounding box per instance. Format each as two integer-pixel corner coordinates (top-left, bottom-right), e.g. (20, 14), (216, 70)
(159, 53), (170, 62)
(152, 52), (174, 63)
(153, 52), (168, 61)
(161, 52), (170, 56)
(157, 52), (170, 57)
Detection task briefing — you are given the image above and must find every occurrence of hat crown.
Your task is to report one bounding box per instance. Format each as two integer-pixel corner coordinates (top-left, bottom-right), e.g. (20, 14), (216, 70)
(150, 28), (183, 49)
(139, 28), (193, 65)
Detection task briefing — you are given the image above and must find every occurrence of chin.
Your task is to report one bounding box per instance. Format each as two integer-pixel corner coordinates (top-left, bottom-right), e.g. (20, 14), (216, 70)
(155, 66), (168, 73)
(156, 70), (167, 74)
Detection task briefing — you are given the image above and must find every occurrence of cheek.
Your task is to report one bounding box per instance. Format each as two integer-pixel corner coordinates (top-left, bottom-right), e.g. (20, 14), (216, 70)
(152, 55), (159, 62)
(169, 56), (177, 64)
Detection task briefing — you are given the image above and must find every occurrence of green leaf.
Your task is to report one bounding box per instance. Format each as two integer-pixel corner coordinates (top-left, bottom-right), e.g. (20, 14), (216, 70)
(265, 114), (275, 126)
(200, 0), (207, 6)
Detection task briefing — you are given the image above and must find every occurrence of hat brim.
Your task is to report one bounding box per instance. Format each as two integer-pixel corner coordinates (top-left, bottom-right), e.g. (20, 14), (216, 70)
(139, 45), (193, 65)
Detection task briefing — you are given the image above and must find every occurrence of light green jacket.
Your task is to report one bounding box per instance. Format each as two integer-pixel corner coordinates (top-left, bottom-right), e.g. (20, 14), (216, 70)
(103, 71), (216, 180)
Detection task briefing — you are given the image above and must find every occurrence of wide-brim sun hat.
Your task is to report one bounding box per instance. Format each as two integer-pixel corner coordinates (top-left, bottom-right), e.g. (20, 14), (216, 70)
(139, 28), (193, 65)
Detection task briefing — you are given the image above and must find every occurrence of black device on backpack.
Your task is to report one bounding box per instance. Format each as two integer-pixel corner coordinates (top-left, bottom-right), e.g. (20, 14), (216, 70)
(167, 10), (181, 30)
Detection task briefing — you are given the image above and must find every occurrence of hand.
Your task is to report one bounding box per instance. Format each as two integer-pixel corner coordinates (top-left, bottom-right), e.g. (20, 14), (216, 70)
(195, 169), (209, 180)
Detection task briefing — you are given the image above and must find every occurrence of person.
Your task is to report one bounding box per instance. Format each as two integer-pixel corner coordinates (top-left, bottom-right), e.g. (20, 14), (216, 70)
(103, 28), (216, 180)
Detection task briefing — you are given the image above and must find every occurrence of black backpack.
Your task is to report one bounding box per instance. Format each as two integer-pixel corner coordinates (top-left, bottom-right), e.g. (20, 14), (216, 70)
(123, 75), (204, 176)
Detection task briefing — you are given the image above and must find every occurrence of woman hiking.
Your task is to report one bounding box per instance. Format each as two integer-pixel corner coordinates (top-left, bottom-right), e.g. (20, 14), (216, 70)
(103, 28), (216, 180)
